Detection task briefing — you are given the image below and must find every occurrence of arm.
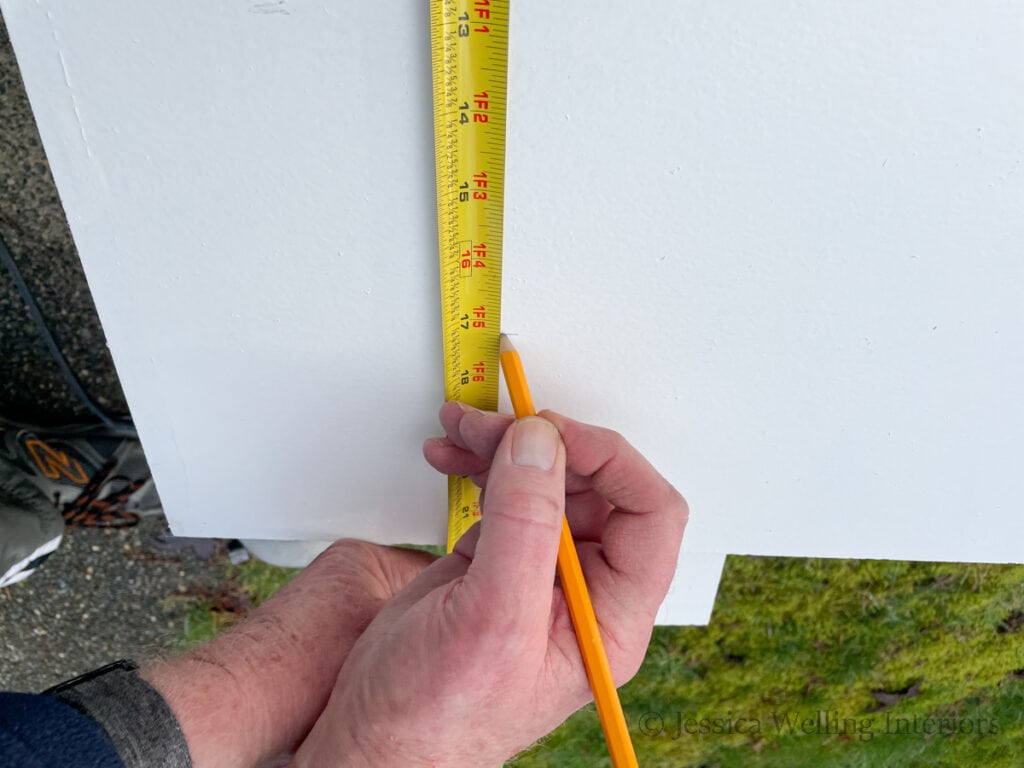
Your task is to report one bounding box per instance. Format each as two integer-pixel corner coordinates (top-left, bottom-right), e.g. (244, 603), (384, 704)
(142, 539), (436, 767)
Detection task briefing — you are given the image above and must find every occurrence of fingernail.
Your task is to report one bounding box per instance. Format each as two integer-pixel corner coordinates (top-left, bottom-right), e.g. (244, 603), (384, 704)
(511, 418), (559, 470)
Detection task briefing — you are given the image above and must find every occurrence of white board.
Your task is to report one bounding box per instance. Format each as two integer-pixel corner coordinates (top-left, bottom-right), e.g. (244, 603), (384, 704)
(4, 0), (1022, 626)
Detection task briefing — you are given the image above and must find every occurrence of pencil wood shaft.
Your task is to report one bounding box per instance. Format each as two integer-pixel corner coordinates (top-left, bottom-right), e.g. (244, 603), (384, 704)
(498, 335), (638, 768)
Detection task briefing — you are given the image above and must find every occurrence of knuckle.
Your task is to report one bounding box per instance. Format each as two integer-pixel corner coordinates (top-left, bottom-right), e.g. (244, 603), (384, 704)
(446, 578), (532, 641)
(603, 427), (628, 447)
(485, 487), (563, 530)
(582, 420), (628, 451)
(600, 620), (649, 687)
(666, 485), (689, 524)
(320, 538), (371, 564)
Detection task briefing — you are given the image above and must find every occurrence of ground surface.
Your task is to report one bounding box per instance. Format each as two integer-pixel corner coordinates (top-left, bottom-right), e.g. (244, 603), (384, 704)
(0, 516), (230, 691)
(0, 14), (128, 428)
(0, 10), (230, 693)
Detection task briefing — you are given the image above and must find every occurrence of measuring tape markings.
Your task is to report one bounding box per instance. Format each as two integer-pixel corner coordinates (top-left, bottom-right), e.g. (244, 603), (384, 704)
(431, 0), (510, 550)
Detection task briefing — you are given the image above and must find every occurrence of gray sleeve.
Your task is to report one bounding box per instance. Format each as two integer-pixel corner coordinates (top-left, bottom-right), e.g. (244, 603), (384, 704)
(43, 660), (192, 768)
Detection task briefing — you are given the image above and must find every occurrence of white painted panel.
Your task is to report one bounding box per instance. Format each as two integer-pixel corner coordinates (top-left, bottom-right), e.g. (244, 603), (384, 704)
(501, 0), (1024, 563)
(4, 1), (1022, 625)
(656, 552), (726, 627)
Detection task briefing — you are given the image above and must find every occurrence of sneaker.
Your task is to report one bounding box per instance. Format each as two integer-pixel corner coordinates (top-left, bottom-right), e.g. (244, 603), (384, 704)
(2, 233), (158, 572)
(0, 422), (163, 588)
(0, 421), (162, 529)
(0, 474), (63, 588)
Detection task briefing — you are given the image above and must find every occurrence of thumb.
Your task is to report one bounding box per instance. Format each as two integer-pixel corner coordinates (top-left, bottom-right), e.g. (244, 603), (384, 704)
(461, 416), (566, 623)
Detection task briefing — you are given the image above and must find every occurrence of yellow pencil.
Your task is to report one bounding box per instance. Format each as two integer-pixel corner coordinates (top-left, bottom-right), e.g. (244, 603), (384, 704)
(498, 334), (639, 768)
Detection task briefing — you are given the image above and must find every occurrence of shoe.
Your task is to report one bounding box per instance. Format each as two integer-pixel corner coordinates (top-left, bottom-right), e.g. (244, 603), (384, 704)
(0, 422), (162, 588)
(0, 421), (162, 530)
(1, 232), (160, 585)
(0, 474), (62, 588)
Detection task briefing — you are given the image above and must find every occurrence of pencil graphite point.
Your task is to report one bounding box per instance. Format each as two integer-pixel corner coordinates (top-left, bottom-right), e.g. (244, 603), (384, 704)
(499, 333), (516, 356)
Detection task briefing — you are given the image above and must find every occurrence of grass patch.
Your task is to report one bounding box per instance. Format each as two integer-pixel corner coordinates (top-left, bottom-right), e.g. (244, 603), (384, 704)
(510, 557), (1024, 767)
(172, 553), (1024, 765)
(167, 559), (298, 648)
(232, 558), (300, 605)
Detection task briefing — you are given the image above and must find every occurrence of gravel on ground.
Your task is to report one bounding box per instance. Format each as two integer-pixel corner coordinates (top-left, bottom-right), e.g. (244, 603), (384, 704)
(0, 515), (231, 692)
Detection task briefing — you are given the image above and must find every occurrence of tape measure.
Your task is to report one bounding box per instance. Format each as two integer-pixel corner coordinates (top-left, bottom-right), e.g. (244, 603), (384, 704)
(431, 0), (509, 551)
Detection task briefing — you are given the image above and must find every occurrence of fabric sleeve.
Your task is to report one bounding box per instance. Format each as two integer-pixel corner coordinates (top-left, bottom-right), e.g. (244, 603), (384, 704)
(0, 691), (124, 768)
(45, 662), (193, 768)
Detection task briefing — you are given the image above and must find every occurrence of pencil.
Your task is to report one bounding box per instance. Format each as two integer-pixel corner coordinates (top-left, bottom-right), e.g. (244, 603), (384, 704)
(498, 334), (639, 768)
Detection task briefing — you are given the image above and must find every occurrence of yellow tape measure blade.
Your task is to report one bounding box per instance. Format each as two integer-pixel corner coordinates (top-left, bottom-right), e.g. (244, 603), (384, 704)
(431, 1), (510, 550)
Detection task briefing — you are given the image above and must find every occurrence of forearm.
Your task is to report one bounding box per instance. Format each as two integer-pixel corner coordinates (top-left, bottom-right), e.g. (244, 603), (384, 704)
(143, 543), (384, 767)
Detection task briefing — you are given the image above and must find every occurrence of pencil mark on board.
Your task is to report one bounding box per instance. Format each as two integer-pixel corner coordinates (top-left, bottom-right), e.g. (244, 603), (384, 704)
(249, 1), (290, 15)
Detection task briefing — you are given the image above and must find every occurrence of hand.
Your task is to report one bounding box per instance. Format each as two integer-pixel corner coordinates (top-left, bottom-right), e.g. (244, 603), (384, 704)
(293, 403), (688, 767)
(144, 538), (438, 767)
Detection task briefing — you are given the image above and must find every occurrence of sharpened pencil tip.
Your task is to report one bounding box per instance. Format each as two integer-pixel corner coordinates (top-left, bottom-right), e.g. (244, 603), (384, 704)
(499, 334), (516, 355)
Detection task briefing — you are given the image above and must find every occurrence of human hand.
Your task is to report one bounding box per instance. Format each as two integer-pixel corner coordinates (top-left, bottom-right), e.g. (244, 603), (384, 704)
(292, 403), (688, 767)
(144, 539), (438, 768)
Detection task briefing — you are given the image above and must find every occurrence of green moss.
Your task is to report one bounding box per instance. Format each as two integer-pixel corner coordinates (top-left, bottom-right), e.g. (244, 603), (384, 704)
(168, 558), (297, 648)
(228, 558), (298, 605)
(172, 552), (1024, 766)
(171, 600), (233, 648)
(508, 557), (1024, 767)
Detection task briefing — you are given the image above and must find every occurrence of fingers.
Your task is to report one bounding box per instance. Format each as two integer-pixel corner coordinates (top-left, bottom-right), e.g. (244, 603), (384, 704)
(441, 401), (513, 457)
(539, 410), (688, 620)
(423, 402), (687, 629)
(460, 417), (567, 630)
(424, 403), (512, 478)
(422, 436), (492, 478)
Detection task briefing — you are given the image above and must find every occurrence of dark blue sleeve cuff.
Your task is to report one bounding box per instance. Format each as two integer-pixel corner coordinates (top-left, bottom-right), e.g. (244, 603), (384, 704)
(0, 691), (124, 768)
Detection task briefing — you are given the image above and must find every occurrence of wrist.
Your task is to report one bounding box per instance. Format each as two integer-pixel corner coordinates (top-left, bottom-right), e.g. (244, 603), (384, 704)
(143, 610), (362, 767)
(290, 712), (391, 768)
(142, 653), (265, 768)
(291, 699), (507, 768)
